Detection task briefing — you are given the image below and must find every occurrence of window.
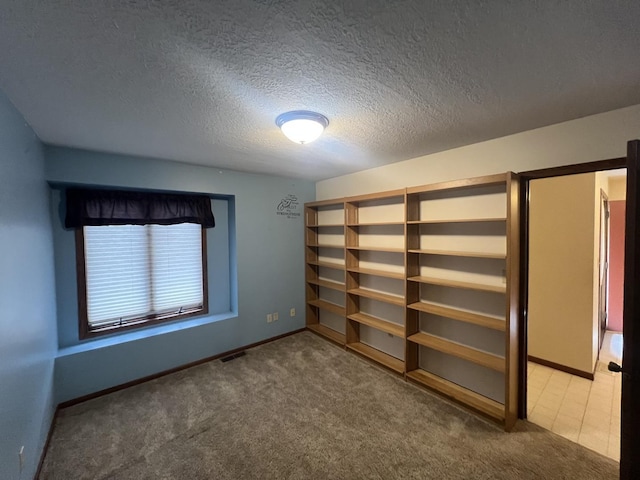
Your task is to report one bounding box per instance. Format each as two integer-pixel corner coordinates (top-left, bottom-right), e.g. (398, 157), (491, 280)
(76, 223), (208, 338)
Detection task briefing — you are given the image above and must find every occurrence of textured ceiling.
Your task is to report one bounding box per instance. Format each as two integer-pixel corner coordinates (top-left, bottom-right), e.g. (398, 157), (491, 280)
(1, 1), (640, 180)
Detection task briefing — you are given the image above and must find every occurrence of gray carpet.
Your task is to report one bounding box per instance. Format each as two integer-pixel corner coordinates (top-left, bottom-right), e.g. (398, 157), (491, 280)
(40, 331), (618, 479)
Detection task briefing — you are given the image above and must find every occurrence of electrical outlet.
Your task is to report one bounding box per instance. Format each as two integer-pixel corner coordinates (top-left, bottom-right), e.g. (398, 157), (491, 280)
(267, 313), (273, 323)
(273, 312), (279, 321)
(18, 446), (24, 472)
(290, 308), (296, 317)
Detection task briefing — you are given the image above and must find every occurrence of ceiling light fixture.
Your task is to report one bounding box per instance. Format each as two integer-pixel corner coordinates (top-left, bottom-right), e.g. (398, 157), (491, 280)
(275, 110), (329, 145)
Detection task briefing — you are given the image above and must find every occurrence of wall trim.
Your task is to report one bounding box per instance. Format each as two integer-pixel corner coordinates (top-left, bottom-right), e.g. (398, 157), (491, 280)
(518, 157), (626, 180)
(528, 355), (595, 380)
(58, 328), (305, 409)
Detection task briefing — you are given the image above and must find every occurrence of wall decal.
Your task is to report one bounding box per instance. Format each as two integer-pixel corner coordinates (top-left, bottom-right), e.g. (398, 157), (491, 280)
(277, 194), (300, 219)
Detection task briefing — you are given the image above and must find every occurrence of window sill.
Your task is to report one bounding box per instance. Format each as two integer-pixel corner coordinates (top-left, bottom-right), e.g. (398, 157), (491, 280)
(57, 311), (237, 357)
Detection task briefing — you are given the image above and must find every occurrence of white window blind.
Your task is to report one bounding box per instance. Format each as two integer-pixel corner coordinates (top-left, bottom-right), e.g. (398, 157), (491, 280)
(83, 223), (203, 328)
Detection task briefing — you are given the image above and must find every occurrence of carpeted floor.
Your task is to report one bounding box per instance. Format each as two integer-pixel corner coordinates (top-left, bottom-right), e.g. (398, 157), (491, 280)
(40, 331), (618, 479)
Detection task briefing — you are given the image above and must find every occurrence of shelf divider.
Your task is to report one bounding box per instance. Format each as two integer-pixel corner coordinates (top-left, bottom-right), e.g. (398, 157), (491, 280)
(347, 342), (404, 373)
(307, 278), (346, 292)
(348, 287), (405, 306)
(348, 312), (404, 337)
(346, 221), (405, 226)
(407, 332), (505, 372)
(346, 245), (405, 253)
(407, 275), (506, 294)
(407, 249), (506, 259)
(307, 260), (346, 270)
(307, 323), (346, 345)
(407, 218), (506, 224)
(347, 266), (405, 280)
(308, 243), (345, 249)
(407, 369), (505, 422)
(308, 299), (346, 317)
(407, 301), (505, 331)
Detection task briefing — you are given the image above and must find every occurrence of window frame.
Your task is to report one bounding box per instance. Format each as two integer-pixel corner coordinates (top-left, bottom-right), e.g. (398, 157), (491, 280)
(75, 225), (209, 339)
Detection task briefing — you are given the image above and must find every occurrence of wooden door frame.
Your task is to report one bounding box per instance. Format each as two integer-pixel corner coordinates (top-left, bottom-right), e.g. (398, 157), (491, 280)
(598, 188), (610, 351)
(517, 156), (626, 421)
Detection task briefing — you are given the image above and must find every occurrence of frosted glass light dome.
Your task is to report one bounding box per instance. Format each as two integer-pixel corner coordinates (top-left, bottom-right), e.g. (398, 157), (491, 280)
(276, 111), (329, 145)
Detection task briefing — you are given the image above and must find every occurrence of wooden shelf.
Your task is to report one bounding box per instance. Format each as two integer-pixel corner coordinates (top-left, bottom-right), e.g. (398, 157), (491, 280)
(307, 260), (345, 270)
(307, 223), (345, 228)
(307, 323), (346, 345)
(347, 342), (404, 373)
(406, 369), (505, 422)
(407, 218), (506, 224)
(346, 246), (404, 253)
(347, 266), (405, 280)
(347, 221), (405, 226)
(305, 198), (346, 208)
(307, 299), (346, 316)
(407, 332), (504, 372)
(307, 244), (345, 249)
(407, 301), (505, 331)
(407, 275), (506, 294)
(307, 278), (346, 292)
(348, 288), (405, 306)
(348, 312), (404, 337)
(407, 249), (506, 259)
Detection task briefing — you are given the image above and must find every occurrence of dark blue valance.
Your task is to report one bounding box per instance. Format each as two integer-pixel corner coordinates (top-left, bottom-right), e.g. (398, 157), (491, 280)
(65, 188), (215, 228)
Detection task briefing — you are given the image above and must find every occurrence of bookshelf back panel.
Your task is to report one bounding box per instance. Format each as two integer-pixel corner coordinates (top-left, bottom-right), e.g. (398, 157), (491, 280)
(358, 250), (405, 274)
(355, 224), (405, 249)
(420, 286), (505, 319)
(318, 248), (345, 265)
(358, 275), (405, 297)
(320, 287), (345, 307)
(320, 310), (346, 334)
(418, 256), (506, 288)
(419, 313), (505, 357)
(416, 186), (506, 221)
(418, 346), (505, 403)
(418, 222), (506, 254)
(360, 298), (404, 327)
(316, 207), (344, 225)
(317, 232), (345, 247)
(355, 198), (405, 223)
(319, 267), (345, 284)
(360, 325), (405, 360)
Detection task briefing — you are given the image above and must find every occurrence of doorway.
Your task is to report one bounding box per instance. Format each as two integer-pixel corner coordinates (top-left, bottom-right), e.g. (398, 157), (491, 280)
(518, 159), (626, 461)
(599, 189), (610, 351)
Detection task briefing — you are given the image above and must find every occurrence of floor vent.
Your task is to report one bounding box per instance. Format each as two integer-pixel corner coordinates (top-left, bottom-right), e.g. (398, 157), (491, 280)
(220, 351), (246, 363)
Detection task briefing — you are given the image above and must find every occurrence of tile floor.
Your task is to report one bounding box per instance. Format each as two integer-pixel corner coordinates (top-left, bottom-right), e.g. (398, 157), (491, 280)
(527, 332), (623, 461)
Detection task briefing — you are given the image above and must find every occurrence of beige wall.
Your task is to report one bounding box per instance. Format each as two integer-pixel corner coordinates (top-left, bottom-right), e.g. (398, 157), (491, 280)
(608, 176), (627, 201)
(528, 174), (597, 374)
(316, 104), (640, 199)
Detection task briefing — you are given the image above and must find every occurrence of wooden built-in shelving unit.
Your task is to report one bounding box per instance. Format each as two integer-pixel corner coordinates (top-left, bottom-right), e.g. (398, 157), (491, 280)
(305, 199), (347, 346)
(344, 189), (407, 373)
(305, 173), (519, 430)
